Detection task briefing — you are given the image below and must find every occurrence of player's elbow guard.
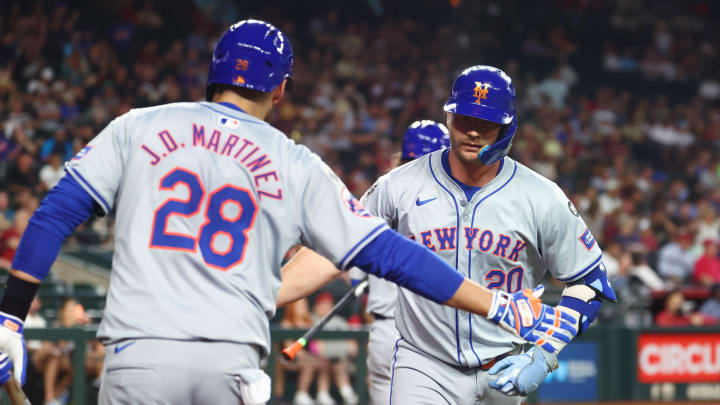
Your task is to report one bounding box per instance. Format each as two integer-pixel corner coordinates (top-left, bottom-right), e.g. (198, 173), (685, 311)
(558, 262), (617, 335)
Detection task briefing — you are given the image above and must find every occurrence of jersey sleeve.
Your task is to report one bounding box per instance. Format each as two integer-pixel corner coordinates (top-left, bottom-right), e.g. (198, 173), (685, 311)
(296, 153), (388, 270)
(540, 184), (603, 282)
(360, 175), (396, 226)
(64, 113), (130, 214)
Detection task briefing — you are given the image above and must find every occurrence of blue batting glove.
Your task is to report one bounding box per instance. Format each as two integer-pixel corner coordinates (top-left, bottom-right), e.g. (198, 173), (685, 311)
(488, 347), (551, 396)
(487, 285), (578, 354)
(0, 311), (27, 386)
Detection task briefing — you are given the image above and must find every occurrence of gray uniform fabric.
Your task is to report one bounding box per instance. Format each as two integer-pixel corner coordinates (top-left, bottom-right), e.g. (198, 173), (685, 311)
(100, 339), (264, 405)
(65, 102), (388, 403)
(362, 150), (603, 403)
(367, 318), (400, 404)
(389, 339), (521, 405)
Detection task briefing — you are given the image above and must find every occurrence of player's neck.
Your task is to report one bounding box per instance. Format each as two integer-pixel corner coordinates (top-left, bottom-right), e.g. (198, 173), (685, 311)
(213, 93), (272, 121)
(447, 150), (500, 187)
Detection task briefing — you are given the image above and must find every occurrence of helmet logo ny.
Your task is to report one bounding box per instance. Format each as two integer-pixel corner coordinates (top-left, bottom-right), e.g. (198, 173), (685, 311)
(473, 82), (489, 104)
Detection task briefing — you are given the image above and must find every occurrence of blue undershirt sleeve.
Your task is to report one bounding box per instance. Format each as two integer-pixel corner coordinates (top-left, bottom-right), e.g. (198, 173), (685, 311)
(349, 229), (465, 303)
(11, 174), (96, 280)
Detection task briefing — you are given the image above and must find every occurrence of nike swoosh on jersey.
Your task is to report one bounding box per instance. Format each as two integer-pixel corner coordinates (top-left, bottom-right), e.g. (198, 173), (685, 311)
(415, 197), (437, 206)
(114, 341), (136, 354)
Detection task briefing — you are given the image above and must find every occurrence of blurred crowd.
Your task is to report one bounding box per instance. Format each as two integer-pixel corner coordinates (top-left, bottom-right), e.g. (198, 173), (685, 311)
(1, 0), (720, 394)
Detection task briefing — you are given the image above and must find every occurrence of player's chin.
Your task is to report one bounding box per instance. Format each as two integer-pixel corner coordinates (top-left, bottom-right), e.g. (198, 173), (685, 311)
(457, 148), (484, 164)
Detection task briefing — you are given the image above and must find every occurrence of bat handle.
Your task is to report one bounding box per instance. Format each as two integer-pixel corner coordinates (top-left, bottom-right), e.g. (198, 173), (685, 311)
(5, 372), (31, 405)
(281, 338), (307, 361)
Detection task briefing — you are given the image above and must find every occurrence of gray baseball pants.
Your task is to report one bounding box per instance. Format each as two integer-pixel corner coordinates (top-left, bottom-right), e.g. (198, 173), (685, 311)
(389, 339), (522, 405)
(99, 338), (270, 405)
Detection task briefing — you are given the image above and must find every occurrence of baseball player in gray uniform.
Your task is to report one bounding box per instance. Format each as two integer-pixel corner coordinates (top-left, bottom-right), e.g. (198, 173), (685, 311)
(375, 66), (616, 404)
(280, 65), (616, 405)
(0, 22), (578, 405)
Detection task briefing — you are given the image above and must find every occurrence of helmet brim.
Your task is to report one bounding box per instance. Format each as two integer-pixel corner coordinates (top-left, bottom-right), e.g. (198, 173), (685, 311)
(443, 102), (512, 125)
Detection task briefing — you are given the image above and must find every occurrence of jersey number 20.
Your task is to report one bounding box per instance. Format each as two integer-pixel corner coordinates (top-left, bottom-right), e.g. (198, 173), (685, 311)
(150, 167), (257, 270)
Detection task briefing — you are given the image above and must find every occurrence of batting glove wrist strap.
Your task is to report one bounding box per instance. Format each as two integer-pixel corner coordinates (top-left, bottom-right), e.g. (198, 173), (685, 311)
(0, 311), (27, 386)
(487, 285), (579, 354)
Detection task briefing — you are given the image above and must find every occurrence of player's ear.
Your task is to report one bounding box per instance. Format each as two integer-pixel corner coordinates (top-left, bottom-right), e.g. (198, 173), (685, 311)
(271, 80), (287, 105)
(446, 112), (453, 126)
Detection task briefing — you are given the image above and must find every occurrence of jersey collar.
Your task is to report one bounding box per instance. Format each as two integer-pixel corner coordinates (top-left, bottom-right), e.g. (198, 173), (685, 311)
(217, 101), (247, 113)
(431, 150), (514, 203)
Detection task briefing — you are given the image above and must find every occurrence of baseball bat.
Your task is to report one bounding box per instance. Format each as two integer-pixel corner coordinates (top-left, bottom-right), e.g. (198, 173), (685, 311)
(5, 372), (31, 405)
(282, 279), (369, 361)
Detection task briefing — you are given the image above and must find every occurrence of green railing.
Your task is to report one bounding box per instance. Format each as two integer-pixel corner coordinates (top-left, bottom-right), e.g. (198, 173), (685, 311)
(19, 328), (97, 405)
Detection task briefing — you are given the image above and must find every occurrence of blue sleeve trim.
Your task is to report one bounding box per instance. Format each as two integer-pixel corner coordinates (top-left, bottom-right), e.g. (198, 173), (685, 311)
(349, 229), (465, 304)
(11, 175), (95, 280)
(339, 223), (388, 269)
(66, 167), (110, 213)
(555, 254), (603, 282)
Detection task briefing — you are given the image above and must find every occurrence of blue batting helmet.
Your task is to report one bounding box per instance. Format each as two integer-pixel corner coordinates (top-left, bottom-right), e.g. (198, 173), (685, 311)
(401, 120), (450, 160)
(443, 65), (517, 165)
(206, 19), (294, 100)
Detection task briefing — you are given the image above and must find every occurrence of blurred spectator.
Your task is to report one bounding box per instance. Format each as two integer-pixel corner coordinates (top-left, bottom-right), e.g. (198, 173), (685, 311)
(693, 239), (720, 287)
(32, 298), (82, 405)
(699, 284), (720, 321)
(278, 298), (330, 405)
(655, 289), (715, 327)
(39, 128), (74, 162)
(6, 152), (39, 193)
(39, 152), (65, 191)
(0, 190), (11, 233)
(0, 207), (31, 265)
(657, 230), (696, 284)
(310, 292), (358, 405)
(695, 205), (720, 246)
(630, 252), (666, 291)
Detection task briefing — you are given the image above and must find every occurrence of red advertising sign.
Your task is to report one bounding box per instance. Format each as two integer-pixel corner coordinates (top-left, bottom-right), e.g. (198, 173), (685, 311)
(638, 333), (720, 383)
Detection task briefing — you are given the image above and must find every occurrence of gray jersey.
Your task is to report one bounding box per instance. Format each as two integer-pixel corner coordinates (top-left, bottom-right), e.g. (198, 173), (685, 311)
(363, 150), (602, 367)
(65, 102), (387, 355)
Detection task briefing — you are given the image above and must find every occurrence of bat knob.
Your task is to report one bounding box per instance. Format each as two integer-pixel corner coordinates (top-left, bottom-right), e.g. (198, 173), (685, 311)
(282, 341), (304, 361)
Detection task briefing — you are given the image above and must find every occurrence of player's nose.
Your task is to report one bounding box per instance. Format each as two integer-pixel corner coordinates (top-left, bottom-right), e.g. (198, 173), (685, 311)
(466, 129), (481, 138)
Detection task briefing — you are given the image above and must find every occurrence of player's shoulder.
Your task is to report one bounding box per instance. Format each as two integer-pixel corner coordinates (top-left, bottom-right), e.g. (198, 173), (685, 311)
(511, 158), (568, 201)
(123, 102), (203, 119)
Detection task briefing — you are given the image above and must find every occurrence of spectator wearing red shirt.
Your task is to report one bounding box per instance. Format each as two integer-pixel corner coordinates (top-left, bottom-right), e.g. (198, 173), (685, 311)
(656, 289), (716, 327)
(693, 239), (720, 287)
(0, 208), (31, 265)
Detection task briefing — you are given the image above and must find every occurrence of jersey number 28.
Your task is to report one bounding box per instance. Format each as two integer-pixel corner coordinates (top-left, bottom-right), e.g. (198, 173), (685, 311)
(150, 167), (257, 270)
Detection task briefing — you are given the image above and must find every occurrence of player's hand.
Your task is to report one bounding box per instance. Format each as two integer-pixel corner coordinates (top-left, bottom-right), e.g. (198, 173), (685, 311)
(488, 347), (551, 396)
(0, 311), (27, 386)
(487, 285), (578, 354)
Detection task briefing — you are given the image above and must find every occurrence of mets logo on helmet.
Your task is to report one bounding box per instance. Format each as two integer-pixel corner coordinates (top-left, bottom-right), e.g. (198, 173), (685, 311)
(473, 82), (489, 104)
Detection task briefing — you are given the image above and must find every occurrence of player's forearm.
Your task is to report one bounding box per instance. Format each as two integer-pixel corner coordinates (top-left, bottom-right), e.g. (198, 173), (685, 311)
(0, 175), (95, 320)
(277, 247), (343, 307)
(444, 279), (494, 317)
(350, 229), (465, 304)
